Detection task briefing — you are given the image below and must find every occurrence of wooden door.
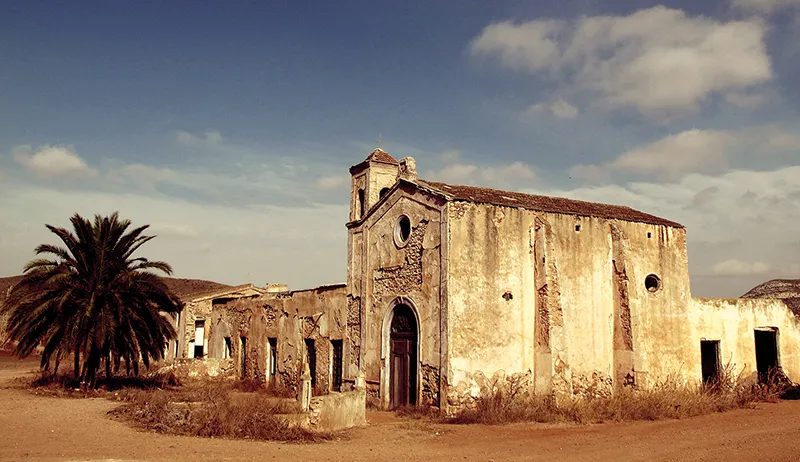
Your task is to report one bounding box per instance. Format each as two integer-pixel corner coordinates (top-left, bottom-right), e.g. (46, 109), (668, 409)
(390, 304), (417, 408)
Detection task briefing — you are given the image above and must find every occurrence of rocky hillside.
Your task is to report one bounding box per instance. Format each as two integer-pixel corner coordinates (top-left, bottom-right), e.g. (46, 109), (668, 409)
(0, 275), (231, 304)
(742, 279), (800, 316)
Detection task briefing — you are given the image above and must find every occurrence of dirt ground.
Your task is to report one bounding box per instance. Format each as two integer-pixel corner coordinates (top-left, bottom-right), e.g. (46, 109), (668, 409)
(2, 353), (800, 461)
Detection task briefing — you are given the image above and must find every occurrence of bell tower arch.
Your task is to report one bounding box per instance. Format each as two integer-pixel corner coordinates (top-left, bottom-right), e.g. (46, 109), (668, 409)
(348, 149), (399, 222)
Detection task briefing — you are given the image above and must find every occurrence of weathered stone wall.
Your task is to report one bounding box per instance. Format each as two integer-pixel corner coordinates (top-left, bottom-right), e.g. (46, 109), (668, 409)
(308, 388), (367, 431)
(175, 285), (347, 396)
(445, 202), (691, 406)
(348, 182), (445, 408)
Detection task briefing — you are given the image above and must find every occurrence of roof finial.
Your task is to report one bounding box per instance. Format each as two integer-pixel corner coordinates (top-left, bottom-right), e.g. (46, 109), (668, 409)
(377, 132), (382, 150)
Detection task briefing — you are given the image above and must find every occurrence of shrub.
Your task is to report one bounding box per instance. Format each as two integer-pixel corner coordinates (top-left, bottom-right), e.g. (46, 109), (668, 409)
(111, 384), (331, 442)
(443, 366), (786, 426)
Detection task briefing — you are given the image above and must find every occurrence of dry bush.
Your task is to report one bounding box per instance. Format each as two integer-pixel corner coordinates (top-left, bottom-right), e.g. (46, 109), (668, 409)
(444, 365), (786, 426)
(111, 385), (331, 442)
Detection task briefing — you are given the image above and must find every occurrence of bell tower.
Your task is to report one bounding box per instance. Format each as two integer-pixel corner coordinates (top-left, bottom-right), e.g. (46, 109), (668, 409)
(348, 149), (400, 222)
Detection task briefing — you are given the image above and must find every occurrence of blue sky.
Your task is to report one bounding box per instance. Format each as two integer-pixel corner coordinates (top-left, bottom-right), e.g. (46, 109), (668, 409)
(1, 0), (799, 296)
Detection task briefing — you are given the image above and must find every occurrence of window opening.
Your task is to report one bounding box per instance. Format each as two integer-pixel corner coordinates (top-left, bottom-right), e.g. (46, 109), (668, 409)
(379, 187), (390, 199)
(267, 337), (277, 386)
(394, 215), (412, 247)
(193, 320), (205, 358)
(304, 339), (317, 389)
(331, 339), (343, 392)
(645, 274), (661, 293)
(357, 189), (365, 219)
(240, 336), (247, 378)
(223, 337), (232, 360)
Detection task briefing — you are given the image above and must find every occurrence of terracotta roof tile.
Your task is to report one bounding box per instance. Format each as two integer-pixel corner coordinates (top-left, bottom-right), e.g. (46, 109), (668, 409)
(365, 149), (399, 165)
(418, 180), (683, 228)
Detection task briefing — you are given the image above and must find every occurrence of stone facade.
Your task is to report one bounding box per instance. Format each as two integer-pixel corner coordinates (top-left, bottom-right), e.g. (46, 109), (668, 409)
(172, 149), (800, 413)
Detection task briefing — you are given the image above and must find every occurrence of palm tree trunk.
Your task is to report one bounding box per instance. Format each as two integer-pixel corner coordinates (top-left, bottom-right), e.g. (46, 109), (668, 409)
(54, 349), (62, 377)
(105, 352), (112, 381)
(73, 350), (80, 380)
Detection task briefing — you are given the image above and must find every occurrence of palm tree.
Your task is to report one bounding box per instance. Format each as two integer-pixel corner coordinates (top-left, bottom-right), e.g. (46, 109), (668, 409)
(1, 212), (182, 388)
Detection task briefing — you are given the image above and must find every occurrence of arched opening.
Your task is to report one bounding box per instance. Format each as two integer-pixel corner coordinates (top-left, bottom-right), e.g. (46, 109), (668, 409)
(357, 189), (365, 219)
(390, 304), (418, 408)
(379, 187), (390, 199)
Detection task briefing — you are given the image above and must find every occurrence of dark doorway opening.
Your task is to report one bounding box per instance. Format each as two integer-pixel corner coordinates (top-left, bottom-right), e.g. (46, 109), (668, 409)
(305, 339), (317, 389)
(267, 337), (277, 387)
(240, 337), (247, 378)
(331, 339), (343, 392)
(701, 340), (720, 386)
(390, 304), (418, 408)
(754, 328), (779, 383)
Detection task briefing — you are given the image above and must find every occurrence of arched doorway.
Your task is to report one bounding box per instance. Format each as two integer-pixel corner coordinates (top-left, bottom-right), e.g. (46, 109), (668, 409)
(390, 304), (418, 408)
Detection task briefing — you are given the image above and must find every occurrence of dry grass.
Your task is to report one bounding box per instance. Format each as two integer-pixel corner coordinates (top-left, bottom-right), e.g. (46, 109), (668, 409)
(110, 387), (329, 442)
(24, 370), (329, 442)
(106, 377), (333, 442)
(23, 370), (181, 398)
(443, 365), (793, 426)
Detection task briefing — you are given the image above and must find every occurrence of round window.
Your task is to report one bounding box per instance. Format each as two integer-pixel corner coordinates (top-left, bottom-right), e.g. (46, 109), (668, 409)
(645, 274), (661, 293)
(394, 215), (412, 247)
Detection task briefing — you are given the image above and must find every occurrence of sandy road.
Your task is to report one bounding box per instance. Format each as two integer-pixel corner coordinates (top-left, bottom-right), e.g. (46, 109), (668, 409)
(1, 353), (799, 461)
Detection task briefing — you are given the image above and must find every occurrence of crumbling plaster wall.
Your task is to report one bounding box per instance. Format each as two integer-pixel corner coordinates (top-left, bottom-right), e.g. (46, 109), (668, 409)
(445, 202), (691, 405)
(619, 222), (692, 388)
(177, 286), (347, 396)
(284, 285), (348, 395)
(688, 298), (800, 383)
(349, 186), (445, 408)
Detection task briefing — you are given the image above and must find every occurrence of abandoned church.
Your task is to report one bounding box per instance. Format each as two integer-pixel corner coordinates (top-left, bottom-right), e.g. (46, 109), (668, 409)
(170, 149), (800, 411)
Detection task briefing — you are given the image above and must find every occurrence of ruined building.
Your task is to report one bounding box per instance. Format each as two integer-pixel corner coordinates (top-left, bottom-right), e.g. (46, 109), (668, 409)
(173, 149), (800, 411)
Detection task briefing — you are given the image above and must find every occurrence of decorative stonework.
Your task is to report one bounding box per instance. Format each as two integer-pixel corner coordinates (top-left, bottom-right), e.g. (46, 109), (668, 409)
(373, 220), (428, 296)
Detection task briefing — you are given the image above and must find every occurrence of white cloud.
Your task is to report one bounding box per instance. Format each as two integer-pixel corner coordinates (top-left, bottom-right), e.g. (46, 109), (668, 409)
(432, 163), (478, 184)
(471, 7), (771, 116)
(526, 99), (579, 119)
(613, 129), (733, 179)
(109, 163), (177, 184)
(724, 92), (767, 108)
(150, 222), (200, 239)
(12, 145), (96, 179)
(426, 150), (537, 189)
(712, 259), (771, 276)
(174, 130), (224, 147)
(315, 175), (348, 190)
(572, 125), (800, 181)
(732, 0), (800, 13)
(0, 176), (348, 289)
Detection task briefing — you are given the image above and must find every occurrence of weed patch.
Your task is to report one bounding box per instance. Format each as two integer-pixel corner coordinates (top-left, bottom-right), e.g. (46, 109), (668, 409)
(443, 365), (790, 426)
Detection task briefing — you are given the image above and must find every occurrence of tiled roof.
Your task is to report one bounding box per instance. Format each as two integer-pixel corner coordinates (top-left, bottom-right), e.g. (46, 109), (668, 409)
(418, 180), (683, 228)
(364, 149), (399, 165)
(742, 279), (800, 316)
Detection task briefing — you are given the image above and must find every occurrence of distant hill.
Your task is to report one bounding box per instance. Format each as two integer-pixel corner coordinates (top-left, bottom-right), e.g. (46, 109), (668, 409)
(742, 279), (800, 316)
(0, 275), (232, 303)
